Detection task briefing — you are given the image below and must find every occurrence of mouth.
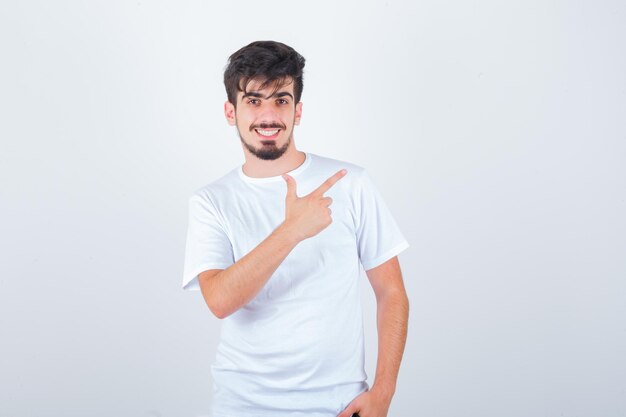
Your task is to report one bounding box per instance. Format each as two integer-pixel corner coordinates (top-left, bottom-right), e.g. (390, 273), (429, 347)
(254, 128), (280, 139)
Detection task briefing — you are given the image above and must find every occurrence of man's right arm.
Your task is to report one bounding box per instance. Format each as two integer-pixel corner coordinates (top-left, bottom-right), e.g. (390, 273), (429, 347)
(197, 168), (347, 319)
(198, 222), (300, 319)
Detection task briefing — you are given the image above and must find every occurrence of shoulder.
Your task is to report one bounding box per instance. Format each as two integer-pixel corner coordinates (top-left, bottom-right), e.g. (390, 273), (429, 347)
(189, 167), (240, 205)
(308, 152), (364, 172)
(307, 152), (368, 186)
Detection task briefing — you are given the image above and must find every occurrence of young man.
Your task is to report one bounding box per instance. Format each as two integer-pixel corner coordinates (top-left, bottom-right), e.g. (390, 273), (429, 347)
(182, 41), (410, 417)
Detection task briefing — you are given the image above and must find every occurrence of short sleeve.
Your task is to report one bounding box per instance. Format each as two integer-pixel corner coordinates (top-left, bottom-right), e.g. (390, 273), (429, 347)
(182, 193), (234, 291)
(354, 169), (410, 271)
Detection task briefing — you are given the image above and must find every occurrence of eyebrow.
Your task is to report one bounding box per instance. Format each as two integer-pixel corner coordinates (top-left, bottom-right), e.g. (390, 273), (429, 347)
(242, 91), (294, 100)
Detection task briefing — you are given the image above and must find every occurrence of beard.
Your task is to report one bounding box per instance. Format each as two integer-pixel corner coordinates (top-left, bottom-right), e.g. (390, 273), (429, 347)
(237, 124), (293, 161)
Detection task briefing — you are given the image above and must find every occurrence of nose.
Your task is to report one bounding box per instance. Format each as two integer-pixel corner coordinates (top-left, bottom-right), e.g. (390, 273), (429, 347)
(256, 101), (280, 121)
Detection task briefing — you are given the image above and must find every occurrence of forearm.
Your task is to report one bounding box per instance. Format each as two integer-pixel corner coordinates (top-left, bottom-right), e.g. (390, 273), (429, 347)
(371, 289), (409, 400)
(200, 222), (300, 318)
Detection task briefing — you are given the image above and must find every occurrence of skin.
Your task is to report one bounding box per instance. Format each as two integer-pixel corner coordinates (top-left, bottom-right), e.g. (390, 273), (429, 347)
(200, 77), (409, 417)
(337, 256), (409, 417)
(224, 78), (305, 178)
(197, 170), (347, 318)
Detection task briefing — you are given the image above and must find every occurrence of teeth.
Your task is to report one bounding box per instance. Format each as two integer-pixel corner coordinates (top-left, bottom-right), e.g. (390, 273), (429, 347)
(256, 129), (279, 137)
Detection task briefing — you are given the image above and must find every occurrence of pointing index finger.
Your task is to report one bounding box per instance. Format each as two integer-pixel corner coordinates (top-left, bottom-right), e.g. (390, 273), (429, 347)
(312, 169), (347, 196)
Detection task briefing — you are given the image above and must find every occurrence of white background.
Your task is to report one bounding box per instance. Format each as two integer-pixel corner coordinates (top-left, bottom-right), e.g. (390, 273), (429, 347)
(1, 1), (625, 416)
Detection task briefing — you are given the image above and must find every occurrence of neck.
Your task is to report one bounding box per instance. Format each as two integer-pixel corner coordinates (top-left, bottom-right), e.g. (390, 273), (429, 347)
(241, 145), (306, 178)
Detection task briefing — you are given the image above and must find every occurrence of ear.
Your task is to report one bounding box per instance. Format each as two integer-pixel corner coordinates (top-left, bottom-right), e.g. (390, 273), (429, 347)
(224, 101), (236, 126)
(294, 101), (303, 125)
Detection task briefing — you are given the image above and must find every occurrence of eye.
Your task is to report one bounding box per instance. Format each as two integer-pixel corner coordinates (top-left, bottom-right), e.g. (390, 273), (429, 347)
(276, 98), (289, 105)
(247, 98), (260, 105)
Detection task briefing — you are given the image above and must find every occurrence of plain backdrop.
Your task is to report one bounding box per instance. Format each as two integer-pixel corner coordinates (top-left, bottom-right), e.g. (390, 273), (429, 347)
(1, 1), (625, 416)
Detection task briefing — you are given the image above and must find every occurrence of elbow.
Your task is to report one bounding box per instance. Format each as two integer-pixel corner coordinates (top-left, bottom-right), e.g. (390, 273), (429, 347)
(396, 291), (409, 317)
(204, 291), (238, 319)
(205, 297), (232, 320)
(402, 289), (410, 311)
(205, 299), (222, 318)
(378, 287), (409, 305)
(211, 310), (228, 320)
(198, 270), (232, 319)
(381, 288), (410, 317)
(211, 307), (230, 320)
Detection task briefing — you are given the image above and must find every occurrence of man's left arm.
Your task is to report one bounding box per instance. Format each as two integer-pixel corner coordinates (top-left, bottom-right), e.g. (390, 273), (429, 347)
(338, 256), (409, 417)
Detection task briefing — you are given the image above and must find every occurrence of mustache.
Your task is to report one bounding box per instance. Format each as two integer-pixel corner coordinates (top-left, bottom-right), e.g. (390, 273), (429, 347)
(250, 122), (286, 132)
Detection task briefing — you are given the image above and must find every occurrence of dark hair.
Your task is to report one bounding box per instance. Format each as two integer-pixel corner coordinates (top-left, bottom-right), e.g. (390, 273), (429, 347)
(223, 41), (305, 106)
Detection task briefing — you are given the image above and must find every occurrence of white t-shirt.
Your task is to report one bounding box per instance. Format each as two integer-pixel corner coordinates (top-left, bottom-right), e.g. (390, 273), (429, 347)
(182, 152), (409, 417)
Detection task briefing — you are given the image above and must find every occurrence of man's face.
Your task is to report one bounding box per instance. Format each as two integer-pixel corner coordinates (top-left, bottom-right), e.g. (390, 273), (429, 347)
(224, 78), (302, 161)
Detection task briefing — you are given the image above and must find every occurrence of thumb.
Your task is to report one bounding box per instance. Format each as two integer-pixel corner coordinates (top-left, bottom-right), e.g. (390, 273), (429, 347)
(282, 174), (297, 201)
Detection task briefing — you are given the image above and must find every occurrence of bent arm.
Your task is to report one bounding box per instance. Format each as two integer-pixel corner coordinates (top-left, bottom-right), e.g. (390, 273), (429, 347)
(198, 222), (300, 319)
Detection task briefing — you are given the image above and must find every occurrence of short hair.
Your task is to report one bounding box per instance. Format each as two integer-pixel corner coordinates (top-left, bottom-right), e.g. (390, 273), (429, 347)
(223, 41), (305, 106)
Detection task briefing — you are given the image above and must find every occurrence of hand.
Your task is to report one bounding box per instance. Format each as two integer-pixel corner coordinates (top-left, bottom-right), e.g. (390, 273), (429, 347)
(336, 388), (392, 417)
(281, 169), (347, 242)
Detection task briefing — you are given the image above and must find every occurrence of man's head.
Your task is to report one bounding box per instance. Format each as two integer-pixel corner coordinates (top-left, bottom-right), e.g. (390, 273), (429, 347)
(224, 41), (305, 108)
(223, 41), (306, 161)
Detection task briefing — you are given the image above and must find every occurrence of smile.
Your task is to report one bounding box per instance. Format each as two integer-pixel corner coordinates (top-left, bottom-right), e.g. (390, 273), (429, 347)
(255, 129), (280, 138)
